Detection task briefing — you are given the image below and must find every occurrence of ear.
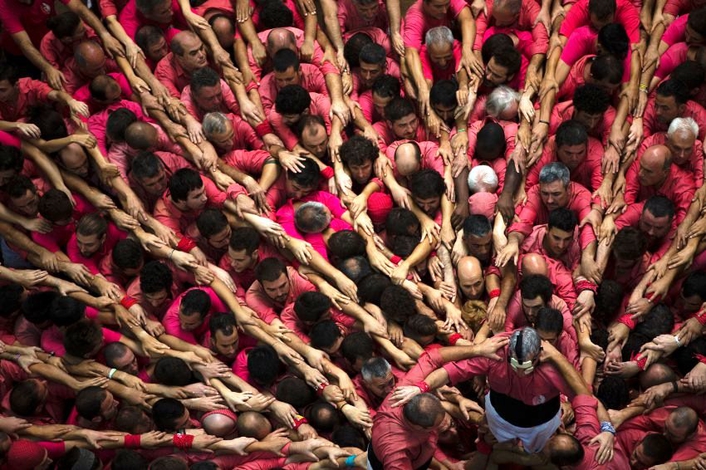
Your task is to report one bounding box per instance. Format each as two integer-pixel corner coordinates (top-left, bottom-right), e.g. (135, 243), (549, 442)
(251, 249), (259, 260)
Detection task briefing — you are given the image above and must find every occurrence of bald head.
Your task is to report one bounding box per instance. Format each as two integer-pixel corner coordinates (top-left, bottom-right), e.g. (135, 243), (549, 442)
(125, 122), (158, 150)
(75, 41), (106, 78)
(266, 29), (297, 57)
(522, 253), (548, 277)
(394, 142), (422, 177)
(171, 31), (200, 54)
(639, 145), (672, 188)
(236, 411), (272, 440)
(202, 412), (237, 438)
(457, 256), (484, 300)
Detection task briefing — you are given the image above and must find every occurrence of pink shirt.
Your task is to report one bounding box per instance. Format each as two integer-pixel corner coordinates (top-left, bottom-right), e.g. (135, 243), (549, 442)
(31, 194), (94, 252)
(420, 41), (462, 82)
(352, 58), (401, 95)
(73, 72), (133, 115)
(639, 132), (704, 188)
(662, 15), (688, 48)
(557, 55), (593, 102)
(40, 324), (122, 357)
(643, 99), (706, 141)
(402, 0), (468, 50)
(40, 25), (100, 69)
(244, 266), (315, 324)
(560, 0), (640, 44)
(560, 26), (631, 83)
(268, 92), (332, 150)
(66, 223), (128, 275)
(0, 78), (52, 122)
(259, 64), (328, 113)
(354, 366), (406, 418)
(549, 101), (617, 145)
(109, 123), (184, 179)
(474, 0), (548, 56)
(342, 27), (393, 57)
(526, 136), (604, 193)
(87, 99), (147, 157)
(624, 156), (696, 225)
(118, 0), (187, 41)
(521, 224), (581, 272)
(664, 0), (706, 16)
(181, 80), (241, 121)
(62, 56), (120, 95)
(128, 151), (193, 211)
(153, 175), (244, 239)
(572, 395), (631, 470)
(505, 292), (577, 344)
(161, 287), (225, 344)
(154, 53), (197, 98)
(337, 0), (388, 32)
(0, 0), (70, 56)
(509, 181), (596, 249)
(386, 139), (445, 180)
(614, 200), (676, 263)
(218, 113), (263, 151)
(654, 42), (689, 81)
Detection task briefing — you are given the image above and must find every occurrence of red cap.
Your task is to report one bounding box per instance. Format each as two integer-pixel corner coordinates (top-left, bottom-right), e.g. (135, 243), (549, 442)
(367, 192), (393, 226)
(7, 440), (47, 470)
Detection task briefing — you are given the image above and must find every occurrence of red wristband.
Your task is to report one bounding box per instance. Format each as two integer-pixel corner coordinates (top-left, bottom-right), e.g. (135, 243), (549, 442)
(488, 289), (501, 299)
(176, 237), (197, 252)
(694, 310), (706, 326)
(617, 314), (636, 330)
(390, 255), (402, 265)
(415, 381), (430, 394)
(255, 121), (274, 138)
(124, 434), (141, 448)
(694, 353), (706, 365)
(320, 166), (334, 180)
(173, 433), (194, 450)
(430, 250), (437, 258)
(120, 296), (138, 309)
(315, 382), (330, 397)
(575, 280), (598, 294)
(293, 415), (308, 430)
(448, 333), (463, 346)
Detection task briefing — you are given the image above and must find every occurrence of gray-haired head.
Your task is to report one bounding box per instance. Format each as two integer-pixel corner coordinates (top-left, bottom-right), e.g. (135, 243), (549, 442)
(538, 162), (570, 188)
(508, 327), (541, 362)
(361, 357), (392, 382)
(295, 201), (331, 234)
(425, 26), (454, 49)
(667, 117), (699, 139)
(486, 86), (520, 118)
(468, 165), (499, 193)
(403, 393), (445, 428)
(202, 112), (230, 137)
(494, 0), (522, 15)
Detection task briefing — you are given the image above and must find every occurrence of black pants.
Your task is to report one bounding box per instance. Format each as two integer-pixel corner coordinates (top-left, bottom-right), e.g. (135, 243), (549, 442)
(367, 442), (433, 470)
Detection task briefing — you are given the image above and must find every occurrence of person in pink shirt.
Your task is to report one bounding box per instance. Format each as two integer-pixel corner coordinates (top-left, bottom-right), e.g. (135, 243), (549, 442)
(61, 41), (121, 95)
(259, 49), (328, 114)
(358, 74), (401, 125)
(352, 44), (401, 95)
(373, 98), (429, 152)
(269, 86), (332, 151)
(218, 227), (282, 300)
(31, 190), (95, 253)
(621, 145), (695, 225)
(639, 79), (706, 141)
(526, 120), (605, 195)
(128, 150), (193, 212)
(152, 167), (247, 263)
(548, 84), (617, 146)
(337, 0), (389, 33)
(118, 0), (187, 42)
(126, 260), (187, 321)
(559, 23), (631, 85)
(280, 292), (355, 342)
(354, 357), (407, 418)
(66, 213), (129, 275)
(419, 27), (462, 83)
(402, 0), (473, 52)
(72, 73), (135, 116)
(40, 11), (100, 70)
(473, 0), (548, 81)
(244, 258), (316, 325)
(161, 287), (225, 345)
(202, 112), (264, 154)
(467, 120), (516, 193)
(180, 67), (243, 124)
(476, 34), (526, 97)
(386, 140), (444, 182)
(204, 312), (258, 364)
(135, 24), (169, 70)
(555, 54), (623, 103)
(560, 0), (641, 46)
(154, 31), (209, 98)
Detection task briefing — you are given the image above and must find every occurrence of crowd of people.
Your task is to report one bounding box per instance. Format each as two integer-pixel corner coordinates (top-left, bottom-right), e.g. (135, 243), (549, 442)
(0, 0), (704, 467)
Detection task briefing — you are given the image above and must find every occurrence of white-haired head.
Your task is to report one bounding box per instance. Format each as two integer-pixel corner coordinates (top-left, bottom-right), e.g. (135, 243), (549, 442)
(486, 86), (521, 120)
(425, 26), (454, 49)
(668, 117), (699, 139)
(468, 165), (499, 194)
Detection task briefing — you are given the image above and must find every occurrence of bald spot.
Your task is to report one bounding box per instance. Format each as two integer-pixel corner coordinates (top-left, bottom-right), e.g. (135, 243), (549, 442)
(75, 41), (105, 67)
(125, 122), (158, 150)
(236, 411), (272, 440)
(202, 413), (237, 437)
(642, 144), (672, 170)
(395, 143), (421, 176)
(267, 28), (297, 55)
(457, 256), (483, 282)
(522, 253), (548, 277)
(172, 31), (200, 52)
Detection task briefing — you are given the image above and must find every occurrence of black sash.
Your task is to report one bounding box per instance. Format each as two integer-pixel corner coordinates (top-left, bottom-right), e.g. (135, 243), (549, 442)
(489, 389), (560, 428)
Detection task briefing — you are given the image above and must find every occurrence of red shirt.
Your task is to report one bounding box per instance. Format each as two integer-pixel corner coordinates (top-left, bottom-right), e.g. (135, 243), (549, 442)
(337, 0), (388, 32)
(614, 200), (676, 263)
(560, 25), (631, 83)
(161, 287), (226, 345)
(0, 0), (71, 56)
(0, 78), (52, 122)
(643, 99), (706, 141)
(217, 114), (264, 151)
(474, 0), (548, 56)
(259, 64), (328, 113)
(118, 0), (187, 41)
(639, 132), (704, 188)
(154, 53), (194, 98)
(244, 266), (315, 324)
(664, 0), (706, 16)
(354, 366), (406, 418)
(624, 157), (696, 224)
(509, 181), (596, 249)
(663, 15), (688, 48)
(222, 149), (271, 175)
(402, 0), (468, 50)
(505, 292), (577, 345)
(268, 92), (332, 150)
(526, 135), (604, 193)
(572, 395), (631, 470)
(654, 42), (688, 81)
(560, 0), (640, 44)
(557, 55), (594, 102)
(372, 349), (447, 470)
(549, 101), (617, 146)
(40, 25), (100, 69)
(420, 41), (462, 82)
(373, 120), (430, 153)
(280, 303), (356, 342)
(342, 27), (394, 57)
(66, 222), (128, 275)
(181, 80), (241, 121)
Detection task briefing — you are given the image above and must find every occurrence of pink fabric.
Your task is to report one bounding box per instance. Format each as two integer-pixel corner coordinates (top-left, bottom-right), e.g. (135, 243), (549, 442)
(642, 99), (706, 141)
(337, 0), (389, 32)
(508, 181), (596, 249)
(373, 120), (430, 153)
(352, 58), (401, 95)
(386, 139), (445, 179)
(87, 99), (147, 157)
(128, 150), (193, 212)
(663, 0), (706, 17)
(218, 242), (282, 299)
(474, 0), (548, 56)
(0, 78), (53, 122)
(560, 26), (631, 83)
(73, 73), (133, 115)
(662, 15), (688, 48)
(161, 287), (225, 344)
(560, 0), (640, 44)
(0, 0), (71, 55)
(420, 41), (462, 83)
(268, 92), (332, 150)
(154, 53), (202, 98)
(181, 80), (240, 121)
(118, 0), (187, 41)
(342, 27), (393, 57)
(31, 194), (94, 252)
(40, 325), (122, 357)
(259, 64), (328, 113)
(40, 26), (99, 70)
(222, 149), (271, 175)
(614, 200), (676, 263)
(572, 395), (631, 470)
(654, 42), (689, 81)
(402, 0), (468, 50)
(468, 192), (498, 219)
(639, 132), (704, 188)
(66, 223), (128, 275)
(549, 101), (617, 146)
(505, 292), (577, 344)
(61, 56), (120, 95)
(244, 266), (316, 324)
(526, 136), (604, 193)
